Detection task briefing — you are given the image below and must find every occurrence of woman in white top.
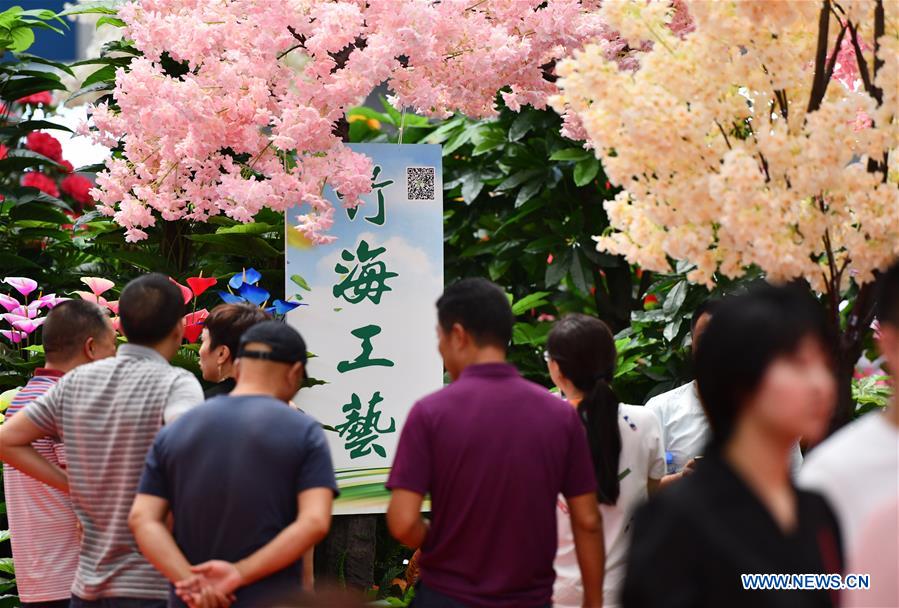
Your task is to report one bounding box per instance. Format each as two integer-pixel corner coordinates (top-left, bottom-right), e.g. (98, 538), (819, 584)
(546, 314), (666, 608)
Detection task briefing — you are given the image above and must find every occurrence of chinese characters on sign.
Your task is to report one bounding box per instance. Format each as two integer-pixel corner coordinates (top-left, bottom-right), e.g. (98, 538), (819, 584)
(285, 143), (443, 514)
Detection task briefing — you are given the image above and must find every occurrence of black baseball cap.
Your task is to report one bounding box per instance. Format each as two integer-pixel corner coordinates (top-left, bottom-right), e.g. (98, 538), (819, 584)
(237, 320), (308, 365)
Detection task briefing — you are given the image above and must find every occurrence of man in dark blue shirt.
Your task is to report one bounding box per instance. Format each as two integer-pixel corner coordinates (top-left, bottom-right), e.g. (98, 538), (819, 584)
(129, 321), (338, 607)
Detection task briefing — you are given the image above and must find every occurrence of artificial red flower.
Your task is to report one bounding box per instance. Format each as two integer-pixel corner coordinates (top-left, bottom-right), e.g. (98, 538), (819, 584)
(61, 174), (93, 205)
(26, 132), (64, 162)
(22, 172), (59, 197)
(58, 159), (74, 173)
(186, 276), (217, 298)
(0, 143), (8, 160)
(169, 277), (193, 304)
(182, 308), (210, 343)
(17, 91), (53, 105)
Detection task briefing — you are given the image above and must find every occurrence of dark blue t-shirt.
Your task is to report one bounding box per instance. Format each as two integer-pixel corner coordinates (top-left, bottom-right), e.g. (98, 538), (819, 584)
(138, 395), (338, 607)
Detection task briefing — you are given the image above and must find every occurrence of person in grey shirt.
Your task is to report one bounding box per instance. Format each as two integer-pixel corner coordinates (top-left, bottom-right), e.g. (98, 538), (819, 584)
(0, 273), (203, 607)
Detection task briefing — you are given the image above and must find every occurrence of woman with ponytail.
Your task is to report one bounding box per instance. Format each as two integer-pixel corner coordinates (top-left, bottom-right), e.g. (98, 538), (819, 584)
(546, 314), (666, 608)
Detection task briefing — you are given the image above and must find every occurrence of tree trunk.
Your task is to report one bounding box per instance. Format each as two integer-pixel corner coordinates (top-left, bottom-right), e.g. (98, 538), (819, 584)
(314, 514), (378, 589)
(825, 282), (878, 439)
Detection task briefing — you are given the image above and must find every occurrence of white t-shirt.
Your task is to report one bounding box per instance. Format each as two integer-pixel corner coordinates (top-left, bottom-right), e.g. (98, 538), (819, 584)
(554, 404), (666, 608)
(646, 380), (804, 476)
(797, 411), (899, 556)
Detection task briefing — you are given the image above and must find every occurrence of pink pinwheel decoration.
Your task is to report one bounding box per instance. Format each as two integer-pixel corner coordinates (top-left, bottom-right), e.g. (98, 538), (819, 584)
(80, 277), (115, 297)
(1, 329), (26, 344)
(3, 277), (38, 297)
(0, 294), (21, 312)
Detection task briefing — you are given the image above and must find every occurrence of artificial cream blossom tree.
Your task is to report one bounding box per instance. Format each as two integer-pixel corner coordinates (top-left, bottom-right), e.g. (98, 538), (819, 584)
(554, 0), (898, 428)
(83, 0), (614, 243)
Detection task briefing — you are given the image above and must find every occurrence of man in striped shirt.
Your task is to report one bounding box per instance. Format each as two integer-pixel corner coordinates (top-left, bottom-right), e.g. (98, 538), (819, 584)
(0, 274), (204, 607)
(2, 300), (116, 608)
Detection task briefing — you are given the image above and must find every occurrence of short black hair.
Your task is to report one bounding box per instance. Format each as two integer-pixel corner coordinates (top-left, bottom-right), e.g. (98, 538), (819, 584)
(205, 303), (271, 361)
(695, 284), (832, 449)
(119, 273), (186, 345)
(876, 259), (899, 328)
(690, 297), (722, 333)
(436, 278), (513, 350)
(42, 300), (110, 361)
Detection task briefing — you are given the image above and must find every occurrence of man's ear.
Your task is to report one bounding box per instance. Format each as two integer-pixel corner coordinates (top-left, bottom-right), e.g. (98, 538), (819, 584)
(291, 361), (306, 387)
(84, 336), (96, 360)
(451, 322), (468, 349)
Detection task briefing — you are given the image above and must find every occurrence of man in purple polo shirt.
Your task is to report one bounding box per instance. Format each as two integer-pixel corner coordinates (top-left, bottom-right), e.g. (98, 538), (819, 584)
(386, 278), (604, 608)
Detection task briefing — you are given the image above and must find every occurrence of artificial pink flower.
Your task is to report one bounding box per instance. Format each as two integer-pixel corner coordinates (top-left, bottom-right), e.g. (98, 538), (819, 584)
(26, 132), (64, 162)
(182, 308), (209, 343)
(3, 314), (44, 334)
(74, 291), (109, 308)
(169, 278), (193, 304)
(3, 277), (38, 297)
(17, 91), (53, 105)
(22, 172), (60, 197)
(80, 277), (115, 297)
(35, 293), (67, 309)
(105, 300), (119, 315)
(0, 294), (20, 312)
(0, 329), (26, 344)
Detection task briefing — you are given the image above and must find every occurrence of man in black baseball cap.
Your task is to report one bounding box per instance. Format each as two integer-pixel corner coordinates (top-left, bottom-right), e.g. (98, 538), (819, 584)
(130, 320), (337, 607)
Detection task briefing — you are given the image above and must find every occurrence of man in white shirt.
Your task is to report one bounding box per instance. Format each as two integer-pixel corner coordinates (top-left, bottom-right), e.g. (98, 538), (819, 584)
(799, 260), (899, 608)
(648, 300), (803, 481)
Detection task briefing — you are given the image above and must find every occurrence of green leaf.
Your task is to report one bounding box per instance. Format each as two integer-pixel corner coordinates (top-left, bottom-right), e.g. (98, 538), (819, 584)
(461, 172), (483, 203)
(550, 148), (592, 162)
(214, 222), (277, 236)
(663, 318), (682, 343)
(290, 274), (311, 291)
(379, 95), (402, 126)
(10, 203), (70, 224)
(663, 280), (688, 315)
(0, 149), (61, 171)
(8, 26), (35, 52)
(0, 119), (73, 138)
(511, 322), (552, 346)
(494, 168), (542, 192)
(545, 249), (572, 287)
(96, 15), (126, 28)
(509, 111), (540, 142)
(0, 558), (12, 575)
(511, 291), (552, 316)
(514, 179), (542, 207)
(573, 157), (600, 187)
(66, 80), (115, 103)
(81, 64), (117, 88)
(58, 1), (120, 17)
(0, 530), (9, 544)
(569, 250), (591, 294)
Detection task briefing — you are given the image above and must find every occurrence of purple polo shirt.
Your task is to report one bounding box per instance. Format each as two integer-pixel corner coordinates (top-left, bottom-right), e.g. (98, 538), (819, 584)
(387, 363), (597, 607)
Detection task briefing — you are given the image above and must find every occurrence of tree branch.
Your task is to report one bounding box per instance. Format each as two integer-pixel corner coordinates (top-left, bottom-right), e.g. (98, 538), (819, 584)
(807, 1), (832, 113)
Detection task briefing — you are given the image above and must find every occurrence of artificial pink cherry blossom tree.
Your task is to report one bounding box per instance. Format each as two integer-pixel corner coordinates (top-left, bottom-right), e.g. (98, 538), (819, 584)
(554, 0), (898, 429)
(84, 0), (613, 243)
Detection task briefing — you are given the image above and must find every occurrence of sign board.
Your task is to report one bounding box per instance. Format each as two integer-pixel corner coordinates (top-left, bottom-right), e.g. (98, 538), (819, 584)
(285, 143), (444, 514)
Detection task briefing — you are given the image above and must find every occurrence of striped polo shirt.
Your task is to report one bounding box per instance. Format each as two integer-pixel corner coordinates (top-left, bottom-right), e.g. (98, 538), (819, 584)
(3, 369), (79, 603)
(24, 344), (204, 600)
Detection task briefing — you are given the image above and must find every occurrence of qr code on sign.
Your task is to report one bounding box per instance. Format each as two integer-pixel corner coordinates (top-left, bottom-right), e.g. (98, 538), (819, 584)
(406, 167), (435, 201)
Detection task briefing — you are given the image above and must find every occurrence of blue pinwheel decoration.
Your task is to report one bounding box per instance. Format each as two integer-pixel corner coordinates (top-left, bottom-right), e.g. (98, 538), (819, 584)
(218, 268), (305, 317)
